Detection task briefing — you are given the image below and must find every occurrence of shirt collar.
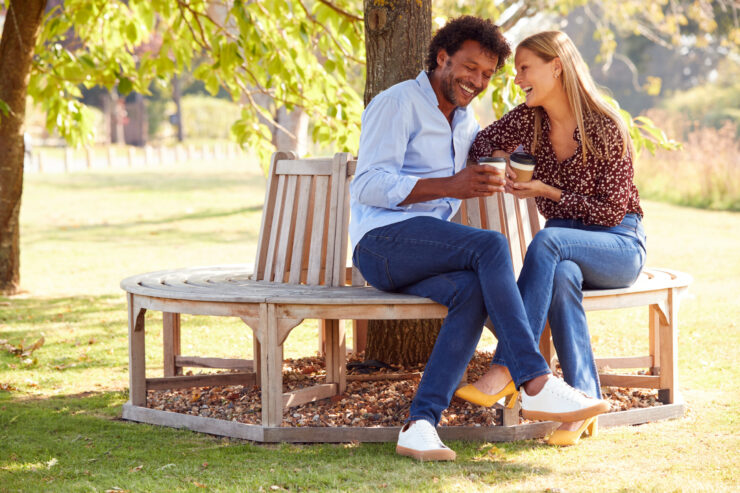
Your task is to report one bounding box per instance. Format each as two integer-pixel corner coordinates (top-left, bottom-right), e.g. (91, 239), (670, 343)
(416, 70), (470, 122)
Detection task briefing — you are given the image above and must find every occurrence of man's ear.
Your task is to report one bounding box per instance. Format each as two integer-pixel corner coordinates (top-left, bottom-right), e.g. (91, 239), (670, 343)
(436, 49), (449, 69)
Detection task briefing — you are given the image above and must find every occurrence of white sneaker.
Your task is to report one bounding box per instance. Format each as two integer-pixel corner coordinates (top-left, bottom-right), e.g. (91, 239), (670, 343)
(396, 420), (456, 461)
(520, 376), (610, 422)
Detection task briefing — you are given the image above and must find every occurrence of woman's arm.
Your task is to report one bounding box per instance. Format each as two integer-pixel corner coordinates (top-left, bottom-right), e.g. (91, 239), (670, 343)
(468, 104), (533, 162)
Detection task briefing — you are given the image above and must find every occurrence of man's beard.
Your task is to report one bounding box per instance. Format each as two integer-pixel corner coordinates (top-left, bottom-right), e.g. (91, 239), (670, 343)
(440, 70), (477, 108)
(440, 73), (459, 107)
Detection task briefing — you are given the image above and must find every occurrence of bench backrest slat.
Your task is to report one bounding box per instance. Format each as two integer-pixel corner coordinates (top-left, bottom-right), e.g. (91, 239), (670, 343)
(288, 174), (313, 284)
(306, 175), (330, 285)
(253, 152), (351, 287)
(273, 174), (298, 282)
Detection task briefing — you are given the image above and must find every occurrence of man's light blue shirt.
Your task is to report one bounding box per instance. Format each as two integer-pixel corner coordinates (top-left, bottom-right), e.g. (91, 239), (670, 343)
(349, 71), (480, 252)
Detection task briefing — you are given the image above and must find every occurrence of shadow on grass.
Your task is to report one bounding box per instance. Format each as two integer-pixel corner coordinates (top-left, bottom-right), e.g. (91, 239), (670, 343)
(0, 391), (552, 491)
(21, 205), (264, 246)
(0, 295), (131, 376)
(0, 294), (123, 323)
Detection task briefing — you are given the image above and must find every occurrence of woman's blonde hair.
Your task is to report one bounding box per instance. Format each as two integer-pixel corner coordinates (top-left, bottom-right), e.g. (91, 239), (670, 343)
(518, 31), (634, 164)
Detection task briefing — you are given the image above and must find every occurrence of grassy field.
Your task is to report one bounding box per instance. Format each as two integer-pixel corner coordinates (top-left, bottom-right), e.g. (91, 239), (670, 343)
(1, 159), (738, 492)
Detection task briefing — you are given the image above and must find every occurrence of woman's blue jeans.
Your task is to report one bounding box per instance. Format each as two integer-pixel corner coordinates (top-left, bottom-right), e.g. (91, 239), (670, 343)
(353, 216), (551, 426)
(492, 213), (647, 398)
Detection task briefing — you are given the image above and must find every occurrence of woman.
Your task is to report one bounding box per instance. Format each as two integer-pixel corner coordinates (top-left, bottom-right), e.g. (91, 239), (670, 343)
(456, 31), (647, 445)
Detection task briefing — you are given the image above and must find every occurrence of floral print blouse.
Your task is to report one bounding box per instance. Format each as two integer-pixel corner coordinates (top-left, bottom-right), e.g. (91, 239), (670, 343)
(469, 104), (643, 227)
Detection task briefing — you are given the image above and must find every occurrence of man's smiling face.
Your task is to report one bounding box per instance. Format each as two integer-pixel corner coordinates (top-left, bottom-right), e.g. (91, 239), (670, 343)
(437, 40), (498, 108)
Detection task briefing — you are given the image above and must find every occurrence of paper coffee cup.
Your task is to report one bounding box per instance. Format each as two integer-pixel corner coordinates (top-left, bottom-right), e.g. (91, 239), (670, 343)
(477, 156), (507, 177)
(509, 151), (536, 182)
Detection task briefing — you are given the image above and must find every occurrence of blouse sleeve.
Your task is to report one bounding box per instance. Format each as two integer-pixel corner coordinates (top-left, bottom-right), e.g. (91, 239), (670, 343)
(559, 123), (635, 226)
(468, 104), (533, 162)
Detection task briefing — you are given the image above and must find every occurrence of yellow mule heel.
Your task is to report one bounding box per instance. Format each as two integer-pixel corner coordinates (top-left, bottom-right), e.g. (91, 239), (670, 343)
(546, 416), (598, 446)
(454, 381), (519, 409)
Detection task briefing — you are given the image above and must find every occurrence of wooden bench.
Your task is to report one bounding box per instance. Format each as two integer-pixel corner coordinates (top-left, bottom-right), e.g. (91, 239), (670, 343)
(121, 151), (691, 442)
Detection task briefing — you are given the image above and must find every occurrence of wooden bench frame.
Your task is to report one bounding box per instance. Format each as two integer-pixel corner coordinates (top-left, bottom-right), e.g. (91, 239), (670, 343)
(121, 152), (691, 442)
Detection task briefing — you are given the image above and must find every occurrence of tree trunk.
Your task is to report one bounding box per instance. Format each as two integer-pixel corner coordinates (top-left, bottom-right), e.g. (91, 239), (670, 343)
(363, 0), (431, 105)
(362, 0), (439, 366)
(0, 0), (46, 295)
(272, 107), (308, 156)
(172, 75), (184, 142)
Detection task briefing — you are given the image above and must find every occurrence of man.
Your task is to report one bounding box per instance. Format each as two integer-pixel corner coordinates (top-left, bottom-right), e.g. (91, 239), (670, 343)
(350, 16), (609, 461)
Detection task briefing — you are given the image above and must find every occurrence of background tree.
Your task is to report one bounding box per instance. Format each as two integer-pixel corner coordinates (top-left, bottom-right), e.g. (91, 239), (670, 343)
(0, 1), (46, 296)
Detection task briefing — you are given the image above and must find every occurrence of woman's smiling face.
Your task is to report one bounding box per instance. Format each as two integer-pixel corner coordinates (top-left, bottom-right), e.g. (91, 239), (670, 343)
(514, 47), (561, 107)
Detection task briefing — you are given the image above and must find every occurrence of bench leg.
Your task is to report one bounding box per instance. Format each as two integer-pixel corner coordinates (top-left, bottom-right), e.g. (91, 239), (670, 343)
(649, 304), (661, 376)
(163, 312), (181, 377)
(253, 332), (261, 384)
(352, 320), (368, 354)
(502, 398), (521, 427)
(127, 293), (147, 406)
(324, 319), (346, 394)
(539, 322), (557, 371)
(241, 316), (262, 384)
(260, 303), (283, 427)
(657, 290), (681, 404)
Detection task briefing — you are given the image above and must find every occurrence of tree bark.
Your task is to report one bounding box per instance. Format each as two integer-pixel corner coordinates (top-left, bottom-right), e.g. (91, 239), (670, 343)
(363, 0), (431, 105)
(0, 0), (46, 295)
(362, 0), (439, 366)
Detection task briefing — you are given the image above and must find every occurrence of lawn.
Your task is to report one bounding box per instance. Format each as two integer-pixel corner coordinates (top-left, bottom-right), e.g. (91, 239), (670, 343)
(1, 158), (738, 492)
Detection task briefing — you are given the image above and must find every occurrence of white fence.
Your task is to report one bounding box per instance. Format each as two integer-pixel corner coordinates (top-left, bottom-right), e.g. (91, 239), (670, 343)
(24, 142), (246, 173)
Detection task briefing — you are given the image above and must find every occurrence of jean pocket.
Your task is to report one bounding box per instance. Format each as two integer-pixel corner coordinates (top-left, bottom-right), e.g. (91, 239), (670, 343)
(355, 245), (395, 291)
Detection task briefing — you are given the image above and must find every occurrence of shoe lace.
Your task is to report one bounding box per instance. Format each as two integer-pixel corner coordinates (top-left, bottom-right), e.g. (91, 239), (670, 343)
(415, 421), (446, 447)
(547, 377), (592, 403)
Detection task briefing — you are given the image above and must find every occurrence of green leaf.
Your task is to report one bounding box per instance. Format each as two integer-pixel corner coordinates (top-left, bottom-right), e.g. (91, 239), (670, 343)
(205, 74), (220, 96)
(118, 77), (134, 95)
(127, 22), (139, 44)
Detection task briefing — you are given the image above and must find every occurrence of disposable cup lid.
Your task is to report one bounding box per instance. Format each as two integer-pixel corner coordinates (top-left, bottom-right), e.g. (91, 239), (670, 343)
(478, 156), (507, 164)
(510, 151), (536, 166)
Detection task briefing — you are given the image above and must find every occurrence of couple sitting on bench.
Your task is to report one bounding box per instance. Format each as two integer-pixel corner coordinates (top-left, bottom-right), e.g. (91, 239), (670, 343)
(350, 17), (646, 460)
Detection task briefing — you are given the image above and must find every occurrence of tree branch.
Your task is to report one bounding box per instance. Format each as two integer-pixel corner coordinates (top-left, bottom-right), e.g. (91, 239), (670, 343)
(317, 0), (363, 22)
(500, 4), (530, 32)
(295, 0), (364, 64)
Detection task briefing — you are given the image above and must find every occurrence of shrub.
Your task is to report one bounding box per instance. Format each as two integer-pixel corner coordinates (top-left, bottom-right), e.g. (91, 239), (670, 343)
(635, 112), (740, 211)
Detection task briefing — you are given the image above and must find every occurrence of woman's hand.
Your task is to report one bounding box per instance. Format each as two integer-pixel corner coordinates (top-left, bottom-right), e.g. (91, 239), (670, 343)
(509, 180), (562, 202)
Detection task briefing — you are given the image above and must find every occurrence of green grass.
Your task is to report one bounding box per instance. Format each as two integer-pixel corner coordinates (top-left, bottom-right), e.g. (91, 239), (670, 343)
(1, 160), (738, 491)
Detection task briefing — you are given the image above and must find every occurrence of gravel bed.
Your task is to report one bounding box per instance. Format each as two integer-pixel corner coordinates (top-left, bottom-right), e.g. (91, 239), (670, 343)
(147, 351), (661, 427)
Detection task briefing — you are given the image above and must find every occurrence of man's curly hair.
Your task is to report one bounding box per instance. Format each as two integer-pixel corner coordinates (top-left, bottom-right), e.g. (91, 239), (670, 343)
(426, 16), (511, 73)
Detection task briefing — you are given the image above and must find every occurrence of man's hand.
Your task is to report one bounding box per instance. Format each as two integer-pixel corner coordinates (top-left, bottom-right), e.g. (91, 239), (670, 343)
(448, 164), (506, 199)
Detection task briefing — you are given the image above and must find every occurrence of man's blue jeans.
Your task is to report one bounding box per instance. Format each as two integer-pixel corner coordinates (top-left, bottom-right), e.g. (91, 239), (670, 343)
(492, 213), (647, 398)
(353, 216), (551, 426)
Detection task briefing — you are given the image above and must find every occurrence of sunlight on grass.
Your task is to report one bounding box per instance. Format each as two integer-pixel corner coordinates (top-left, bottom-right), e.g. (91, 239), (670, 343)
(1, 159), (738, 491)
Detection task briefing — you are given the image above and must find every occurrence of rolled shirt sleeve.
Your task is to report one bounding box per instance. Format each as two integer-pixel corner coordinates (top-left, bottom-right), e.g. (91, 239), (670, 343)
(352, 96), (420, 210)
